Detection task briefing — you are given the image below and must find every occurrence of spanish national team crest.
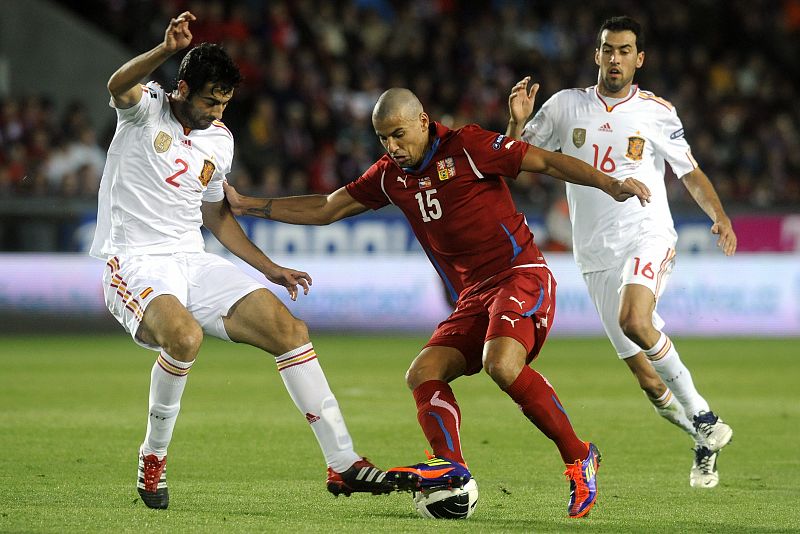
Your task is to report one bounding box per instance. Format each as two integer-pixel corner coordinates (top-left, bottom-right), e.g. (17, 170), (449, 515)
(626, 136), (646, 161)
(436, 157), (456, 181)
(153, 131), (172, 153)
(198, 159), (216, 186)
(572, 128), (586, 148)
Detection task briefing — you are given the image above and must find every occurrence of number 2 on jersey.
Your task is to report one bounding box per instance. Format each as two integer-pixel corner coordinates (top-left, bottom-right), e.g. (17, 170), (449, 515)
(165, 159), (188, 188)
(414, 189), (442, 223)
(591, 144), (616, 173)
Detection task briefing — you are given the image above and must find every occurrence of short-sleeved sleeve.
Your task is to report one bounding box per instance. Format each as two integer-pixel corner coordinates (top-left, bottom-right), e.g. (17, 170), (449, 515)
(201, 159), (227, 203)
(655, 107), (698, 179)
(522, 94), (561, 151)
(345, 161), (391, 210)
(112, 81), (164, 125)
(459, 124), (530, 178)
(202, 138), (234, 203)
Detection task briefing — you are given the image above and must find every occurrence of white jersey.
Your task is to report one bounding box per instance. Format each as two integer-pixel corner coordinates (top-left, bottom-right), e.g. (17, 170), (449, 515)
(522, 85), (697, 273)
(90, 81), (233, 258)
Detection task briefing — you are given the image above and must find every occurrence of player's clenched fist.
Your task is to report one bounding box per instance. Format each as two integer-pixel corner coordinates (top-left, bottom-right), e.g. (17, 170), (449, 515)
(164, 11), (196, 52)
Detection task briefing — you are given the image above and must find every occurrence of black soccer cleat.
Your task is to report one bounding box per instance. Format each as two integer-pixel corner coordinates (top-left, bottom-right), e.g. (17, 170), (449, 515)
(326, 457), (395, 496)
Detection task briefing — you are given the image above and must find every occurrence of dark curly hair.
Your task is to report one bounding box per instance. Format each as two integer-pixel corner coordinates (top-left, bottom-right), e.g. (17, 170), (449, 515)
(176, 43), (242, 97)
(596, 16), (645, 52)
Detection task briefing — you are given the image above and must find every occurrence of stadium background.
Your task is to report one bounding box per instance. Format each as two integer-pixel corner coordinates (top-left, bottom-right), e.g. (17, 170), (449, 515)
(0, 0), (798, 335)
(1, 2), (799, 532)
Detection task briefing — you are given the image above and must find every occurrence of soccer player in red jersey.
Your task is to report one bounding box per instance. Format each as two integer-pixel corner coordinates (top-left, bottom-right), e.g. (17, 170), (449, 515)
(224, 88), (651, 518)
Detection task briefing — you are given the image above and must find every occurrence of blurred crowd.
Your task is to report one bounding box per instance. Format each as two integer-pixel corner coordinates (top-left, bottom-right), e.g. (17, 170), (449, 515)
(2, 0), (800, 210)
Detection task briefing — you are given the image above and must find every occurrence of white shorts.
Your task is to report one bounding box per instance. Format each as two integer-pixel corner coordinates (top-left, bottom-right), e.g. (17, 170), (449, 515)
(583, 237), (676, 359)
(102, 252), (265, 351)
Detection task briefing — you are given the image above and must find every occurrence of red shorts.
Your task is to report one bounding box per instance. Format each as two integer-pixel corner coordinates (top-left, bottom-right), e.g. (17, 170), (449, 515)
(425, 266), (556, 376)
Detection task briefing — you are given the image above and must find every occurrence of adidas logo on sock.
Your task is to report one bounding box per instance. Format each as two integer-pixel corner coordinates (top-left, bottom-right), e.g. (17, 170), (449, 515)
(305, 412), (320, 423)
(598, 122), (613, 132)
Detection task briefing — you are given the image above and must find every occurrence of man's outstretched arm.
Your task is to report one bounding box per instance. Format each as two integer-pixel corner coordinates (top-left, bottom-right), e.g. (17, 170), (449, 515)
(520, 145), (652, 206)
(223, 182), (369, 225)
(201, 199), (311, 300)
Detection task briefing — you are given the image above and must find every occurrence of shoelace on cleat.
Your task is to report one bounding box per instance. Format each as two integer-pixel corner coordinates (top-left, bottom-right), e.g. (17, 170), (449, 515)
(694, 412), (718, 436)
(564, 462), (589, 503)
(694, 447), (716, 473)
(141, 455), (166, 491)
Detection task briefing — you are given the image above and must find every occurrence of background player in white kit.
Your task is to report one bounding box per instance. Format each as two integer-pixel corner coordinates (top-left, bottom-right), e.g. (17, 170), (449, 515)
(506, 16), (737, 488)
(90, 12), (393, 509)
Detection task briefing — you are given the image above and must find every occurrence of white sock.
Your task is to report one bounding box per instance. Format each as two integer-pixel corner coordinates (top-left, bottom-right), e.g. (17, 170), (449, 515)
(275, 343), (359, 473)
(645, 334), (710, 418)
(142, 352), (193, 459)
(646, 389), (702, 443)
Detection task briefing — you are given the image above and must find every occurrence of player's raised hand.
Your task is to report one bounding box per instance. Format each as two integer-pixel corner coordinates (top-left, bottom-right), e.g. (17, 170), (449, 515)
(164, 11), (196, 52)
(609, 177), (651, 206)
(711, 217), (737, 256)
(508, 76), (539, 125)
(264, 264), (313, 301)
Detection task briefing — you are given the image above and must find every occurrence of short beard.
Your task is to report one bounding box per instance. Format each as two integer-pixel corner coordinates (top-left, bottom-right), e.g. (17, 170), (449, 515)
(602, 77), (627, 95)
(174, 99), (209, 130)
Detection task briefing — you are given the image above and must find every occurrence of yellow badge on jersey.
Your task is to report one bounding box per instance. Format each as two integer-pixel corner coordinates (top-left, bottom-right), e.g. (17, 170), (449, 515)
(436, 157), (456, 181)
(626, 136), (646, 161)
(572, 128), (586, 148)
(153, 131), (172, 153)
(198, 159), (216, 186)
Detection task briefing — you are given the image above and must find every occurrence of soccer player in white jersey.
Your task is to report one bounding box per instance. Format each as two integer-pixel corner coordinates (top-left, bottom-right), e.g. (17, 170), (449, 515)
(506, 16), (737, 488)
(90, 12), (394, 509)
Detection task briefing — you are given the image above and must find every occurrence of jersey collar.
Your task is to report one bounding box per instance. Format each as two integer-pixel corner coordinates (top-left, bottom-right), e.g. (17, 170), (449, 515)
(594, 84), (639, 112)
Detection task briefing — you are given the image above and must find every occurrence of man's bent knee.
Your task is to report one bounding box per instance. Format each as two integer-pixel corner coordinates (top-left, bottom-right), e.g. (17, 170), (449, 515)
(405, 347), (465, 390)
(482, 338), (526, 389)
(273, 316), (310, 354)
(162, 322), (203, 362)
(405, 363), (444, 390)
(619, 313), (651, 345)
(482, 352), (522, 389)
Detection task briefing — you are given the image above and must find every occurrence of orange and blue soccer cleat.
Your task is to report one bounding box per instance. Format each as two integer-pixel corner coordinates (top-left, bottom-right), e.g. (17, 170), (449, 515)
(563, 442), (601, 518)
(326, 457), (395, 497)
(137, 447), (168, 509)
(386, 453), (471, 491)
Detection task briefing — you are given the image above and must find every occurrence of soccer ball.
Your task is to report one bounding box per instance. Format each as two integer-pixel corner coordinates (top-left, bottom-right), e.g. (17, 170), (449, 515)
(413, 479), (479, 519)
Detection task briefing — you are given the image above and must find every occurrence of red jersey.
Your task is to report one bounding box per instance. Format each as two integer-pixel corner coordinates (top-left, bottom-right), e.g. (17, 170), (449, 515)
(345, 122), (546, 301)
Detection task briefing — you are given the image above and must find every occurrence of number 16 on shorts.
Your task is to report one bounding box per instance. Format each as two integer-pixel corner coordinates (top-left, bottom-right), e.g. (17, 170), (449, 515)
(621, 246), (676, 299)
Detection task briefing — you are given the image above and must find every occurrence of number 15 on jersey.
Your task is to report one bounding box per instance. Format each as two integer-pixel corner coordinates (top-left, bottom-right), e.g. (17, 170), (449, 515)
(415, 189), (442, 222)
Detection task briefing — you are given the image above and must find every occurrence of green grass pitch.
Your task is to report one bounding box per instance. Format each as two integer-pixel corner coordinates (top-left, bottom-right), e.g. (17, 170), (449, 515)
(1, 335), (797, 533)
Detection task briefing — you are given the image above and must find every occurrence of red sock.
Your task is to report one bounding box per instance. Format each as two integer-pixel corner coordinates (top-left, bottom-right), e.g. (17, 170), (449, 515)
(506, 366), (588, 464)
(412, 380), (465, 465)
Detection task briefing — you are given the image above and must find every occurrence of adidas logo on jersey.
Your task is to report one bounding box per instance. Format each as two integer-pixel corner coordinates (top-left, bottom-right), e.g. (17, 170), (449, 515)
(598, 123), (613, 132)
